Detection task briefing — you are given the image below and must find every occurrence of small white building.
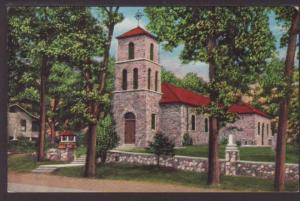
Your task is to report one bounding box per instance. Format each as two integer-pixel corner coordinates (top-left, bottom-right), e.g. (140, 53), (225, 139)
(7, 104), (39, 141)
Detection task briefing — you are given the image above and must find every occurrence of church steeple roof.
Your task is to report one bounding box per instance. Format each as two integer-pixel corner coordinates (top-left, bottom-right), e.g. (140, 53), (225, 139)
(116, 26), (157, 40)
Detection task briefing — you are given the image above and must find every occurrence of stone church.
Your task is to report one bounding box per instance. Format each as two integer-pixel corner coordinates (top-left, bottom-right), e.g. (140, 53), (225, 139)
(112, 26), (273, 147)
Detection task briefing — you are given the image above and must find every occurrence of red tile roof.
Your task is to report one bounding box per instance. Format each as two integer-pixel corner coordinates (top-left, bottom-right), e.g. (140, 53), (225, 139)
(160, 83), (210, 107)
(116, 26), (157, 40)
(60, 130), (75, 136)
(160, 83), (270, 118)
(228, 103), (270, 118)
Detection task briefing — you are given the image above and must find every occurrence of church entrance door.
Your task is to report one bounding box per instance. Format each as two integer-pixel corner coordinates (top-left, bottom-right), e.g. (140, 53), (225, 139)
(124, 112), (136, 144)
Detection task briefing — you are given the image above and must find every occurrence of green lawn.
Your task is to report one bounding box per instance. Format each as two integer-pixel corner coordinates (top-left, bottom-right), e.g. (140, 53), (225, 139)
(8, 154), (67, 172)
(53, 163), (299, 192)
(118, 144), (299, 163)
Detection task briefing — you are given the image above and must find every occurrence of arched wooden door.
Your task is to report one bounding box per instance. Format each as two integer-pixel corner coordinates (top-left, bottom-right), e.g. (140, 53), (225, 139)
(124, 112), (135, 144)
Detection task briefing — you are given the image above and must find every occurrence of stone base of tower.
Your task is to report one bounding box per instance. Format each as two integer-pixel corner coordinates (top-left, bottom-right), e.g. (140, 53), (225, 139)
(113, 90), (161, 148)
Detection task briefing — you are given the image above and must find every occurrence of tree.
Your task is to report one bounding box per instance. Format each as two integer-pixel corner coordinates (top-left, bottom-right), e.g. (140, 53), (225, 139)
(145, 7), (275, 185)
(181, 72), (207, 95)
(47, 62), (82, 143)
(59, 7), (123, 177)
(8, 7), (89, 161)
(273, 7), (299, 192)
(161, 67), (182, 85)
(148, 131), (175, 167)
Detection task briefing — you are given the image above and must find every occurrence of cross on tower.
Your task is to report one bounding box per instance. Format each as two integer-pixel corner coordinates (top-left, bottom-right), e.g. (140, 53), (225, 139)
(135, 10), (144, 26)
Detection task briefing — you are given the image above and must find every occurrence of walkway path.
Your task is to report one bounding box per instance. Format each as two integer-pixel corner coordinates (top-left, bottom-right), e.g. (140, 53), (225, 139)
(32, 155), (86, 173)
(8, 172), (234, 192)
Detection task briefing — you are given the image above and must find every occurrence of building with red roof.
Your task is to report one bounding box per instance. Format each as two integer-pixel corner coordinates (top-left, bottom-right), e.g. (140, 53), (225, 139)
(113, 26), (273, 147)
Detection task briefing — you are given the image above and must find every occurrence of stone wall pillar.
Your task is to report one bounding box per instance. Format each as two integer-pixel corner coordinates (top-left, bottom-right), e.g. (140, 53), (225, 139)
(225, 134), (240, 176)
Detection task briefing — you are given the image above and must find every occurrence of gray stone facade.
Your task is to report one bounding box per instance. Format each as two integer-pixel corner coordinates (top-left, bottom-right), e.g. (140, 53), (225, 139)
(219, 114), (273, 146)
(113, 32), (161, 147)
(160, 104), (209, 145)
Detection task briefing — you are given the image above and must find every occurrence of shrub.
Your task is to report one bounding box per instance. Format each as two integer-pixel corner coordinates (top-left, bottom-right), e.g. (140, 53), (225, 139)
(96, 115), (119, 163)
(76, 132), (86, 147)
(45, 135), (58, 150)
(236, 140), (241, 146)
(148, 131), (175, 167)
(221, 137), (228, 145)
(182, 132), (193, 146)
(8, 137), (36, 153)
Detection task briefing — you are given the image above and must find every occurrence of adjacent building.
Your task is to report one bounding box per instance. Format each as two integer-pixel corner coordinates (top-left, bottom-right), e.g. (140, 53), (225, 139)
(7, 104), (39, 141)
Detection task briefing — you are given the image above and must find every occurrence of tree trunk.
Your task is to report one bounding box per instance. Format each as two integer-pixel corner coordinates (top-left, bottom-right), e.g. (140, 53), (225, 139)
(207, 36), (220, 185)
(83, 7), (118, 177)
(274, 9), (299, 192)
(49, 97), (59, 144)
(37, 56), (48, 161)
(156, 155), (160, 167)
(49, 120), (56, 144)
(84, 122), (97, 177)
(100, 151), (107, 164)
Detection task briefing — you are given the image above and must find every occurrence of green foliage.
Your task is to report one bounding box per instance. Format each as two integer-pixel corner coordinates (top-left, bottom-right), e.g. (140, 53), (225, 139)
(76, 132), (86, 147)
(8, 137), (36, 153)
(145, 7), (275, 127)
(148, 131), (175, 166)
(96, 115), (119, 163)
(181, 72), (207, 94)
(45, 135), (59, 149)
(161, 68), (207, 95)
(161, 67), (182, 85)
(220, 138), (228, 145)
(182, 132), (193, 146)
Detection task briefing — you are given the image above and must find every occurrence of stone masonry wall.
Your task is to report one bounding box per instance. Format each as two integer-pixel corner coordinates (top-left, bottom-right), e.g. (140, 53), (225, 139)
(160, 104), (183, 145)
(219, 114), (273, 146)
(106, 150), (299, 181)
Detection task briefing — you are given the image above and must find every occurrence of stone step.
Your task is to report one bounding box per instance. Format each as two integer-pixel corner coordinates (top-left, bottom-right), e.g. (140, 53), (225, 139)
(32, 168), (57, 173)
(72, 161), (85, 164)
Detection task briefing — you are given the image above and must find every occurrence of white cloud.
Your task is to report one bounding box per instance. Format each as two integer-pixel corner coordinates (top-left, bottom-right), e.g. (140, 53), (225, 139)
(160, 56), (209, 81)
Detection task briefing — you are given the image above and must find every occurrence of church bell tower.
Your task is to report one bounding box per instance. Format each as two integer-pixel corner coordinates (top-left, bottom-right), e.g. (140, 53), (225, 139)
(112, 25), (162, 147)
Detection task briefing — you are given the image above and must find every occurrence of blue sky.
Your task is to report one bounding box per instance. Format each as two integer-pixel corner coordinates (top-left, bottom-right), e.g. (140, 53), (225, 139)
(107, 7), (296, 81)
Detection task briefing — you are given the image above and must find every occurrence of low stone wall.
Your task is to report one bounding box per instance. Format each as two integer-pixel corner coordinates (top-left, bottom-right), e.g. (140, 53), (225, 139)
(46, 148), (75, 161)
(106, 150), (299, 181)
(236, 160), (298, 181)
(106, 150), (225, 173)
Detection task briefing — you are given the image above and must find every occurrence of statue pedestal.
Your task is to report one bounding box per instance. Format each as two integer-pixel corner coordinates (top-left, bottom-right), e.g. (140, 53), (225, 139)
(225, 134), (240, 176)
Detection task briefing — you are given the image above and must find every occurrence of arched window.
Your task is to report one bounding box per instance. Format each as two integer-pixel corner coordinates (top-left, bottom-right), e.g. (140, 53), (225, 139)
(122, 69), (127, 90)
(205, 118), (209, 132)
(191, 115), (196, 131)
(124, 112), (135, 120)
(155, 71), (158, 91)
(148, 68), (151, 90)
(133, 68), (138, 89)
(262, 123), (265, 136)
(128, 42), (135, 59)
(150, 43), (154, 61)
(267, 124), (269, 136)
(258, 122), (260, 135)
